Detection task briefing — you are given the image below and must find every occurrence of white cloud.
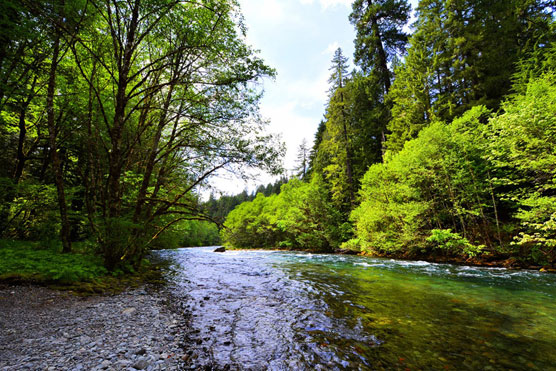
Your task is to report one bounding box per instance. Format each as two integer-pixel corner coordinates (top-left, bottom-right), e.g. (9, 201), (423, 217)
(322, 41), (340, 55)
(239, 0), (287, 26)
(298, 0), (352, 10)
(261, 102), (317, 170)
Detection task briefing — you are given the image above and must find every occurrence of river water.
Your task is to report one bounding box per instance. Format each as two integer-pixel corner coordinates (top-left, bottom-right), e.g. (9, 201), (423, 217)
(158, 247), (556, 370)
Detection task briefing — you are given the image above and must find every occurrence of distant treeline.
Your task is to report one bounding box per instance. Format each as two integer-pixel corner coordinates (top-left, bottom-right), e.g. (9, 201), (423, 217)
(180, 177), (289, 247)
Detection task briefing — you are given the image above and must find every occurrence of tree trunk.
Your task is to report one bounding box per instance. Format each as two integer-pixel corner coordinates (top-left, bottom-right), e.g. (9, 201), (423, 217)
(368, 1), (391, 94)
(339, 88), (355, 207)
(103, 0), (140, 269)
(46, 28), (72, 254)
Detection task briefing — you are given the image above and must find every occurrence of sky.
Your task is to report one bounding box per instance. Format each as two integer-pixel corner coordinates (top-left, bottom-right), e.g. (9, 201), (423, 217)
(208, 0), (417, 196)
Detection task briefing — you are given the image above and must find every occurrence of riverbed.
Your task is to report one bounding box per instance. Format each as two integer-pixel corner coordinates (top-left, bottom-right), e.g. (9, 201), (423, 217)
(160, 246), (556, 370)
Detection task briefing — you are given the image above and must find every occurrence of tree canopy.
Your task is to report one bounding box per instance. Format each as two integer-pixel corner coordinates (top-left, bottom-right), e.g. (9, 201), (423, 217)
(0, 0), (282, 269)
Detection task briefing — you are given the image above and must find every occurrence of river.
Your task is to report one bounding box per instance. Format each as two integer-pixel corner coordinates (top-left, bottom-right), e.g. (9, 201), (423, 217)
(157, 247), (556, 370)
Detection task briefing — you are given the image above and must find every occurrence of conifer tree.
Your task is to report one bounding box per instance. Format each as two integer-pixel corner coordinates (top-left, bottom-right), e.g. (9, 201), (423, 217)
(349, 0), (411, 161)
(324, 48), (355, 208)
(294, 138), (310, 180)
(349, 0), (411, 94)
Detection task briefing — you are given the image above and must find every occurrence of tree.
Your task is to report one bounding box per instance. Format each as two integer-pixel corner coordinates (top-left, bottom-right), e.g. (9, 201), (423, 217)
(308, 120), (327, 175)
(349, 0), (411, 93)
(222, 176), (345, 251)
(68, 0), (283, 268)
(323, 48), (355, 208)
(294, 138), (310, 179)
(352, 108), (497, 258)
(0, 0), (283, 269)
(487, 72), (556, 265)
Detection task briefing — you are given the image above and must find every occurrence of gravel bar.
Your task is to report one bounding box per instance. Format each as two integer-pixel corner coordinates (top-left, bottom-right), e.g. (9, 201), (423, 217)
(0, 284), (190, 370)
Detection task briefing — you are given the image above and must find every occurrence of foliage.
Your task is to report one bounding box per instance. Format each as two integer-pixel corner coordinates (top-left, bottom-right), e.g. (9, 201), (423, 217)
(2, 0), (556, 270)
(222, 176), (345, 252)
(222, 2), (556, 268)
(385, 0), (556, 153)
(0, 0), (282, 269)
(0, 240), (108, 283)
(353, 106), (501, 258)
(353, 72), (556, 264)
(426, 229), (484, 258)
(486, 74), (556, 264)
(180, 220), (221, 248)
(203, 177), (288, 225)
(350, 0), (411, 90)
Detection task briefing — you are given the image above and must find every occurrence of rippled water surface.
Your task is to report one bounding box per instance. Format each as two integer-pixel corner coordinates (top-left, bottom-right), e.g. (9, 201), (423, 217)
(158, 247), (556, 370)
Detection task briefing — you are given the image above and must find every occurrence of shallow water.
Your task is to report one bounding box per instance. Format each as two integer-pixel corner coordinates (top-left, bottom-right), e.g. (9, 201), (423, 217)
(158, 247), (556, 370)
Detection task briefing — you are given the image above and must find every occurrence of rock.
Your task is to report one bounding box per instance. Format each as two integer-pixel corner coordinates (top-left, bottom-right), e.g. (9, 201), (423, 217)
(213, 247), (226, 253)
(132, 357), (150, 370)
(100, 359), (111, 369)
(122, 307), (137, 316)
(135, 348), (147, 355)
(0, 279), (184, 371)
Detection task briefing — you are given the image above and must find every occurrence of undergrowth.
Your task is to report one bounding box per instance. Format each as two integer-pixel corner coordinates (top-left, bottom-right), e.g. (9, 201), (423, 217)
(0, 240), (169, 295)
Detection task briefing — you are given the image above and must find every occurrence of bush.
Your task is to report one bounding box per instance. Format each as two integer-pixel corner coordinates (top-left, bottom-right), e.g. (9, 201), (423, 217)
(426, 229), (484, 258)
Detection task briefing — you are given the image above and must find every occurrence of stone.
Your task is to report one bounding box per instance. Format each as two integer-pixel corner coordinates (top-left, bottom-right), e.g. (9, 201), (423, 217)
(213, 247), (226, 253)
(135, 348), (147, 355)
(116, 360), (132, 367)
(0, 281), (184, 371)
(122, 307), (137, 316)
(132, 357), (150, 370)
(100, 359), (111, 369)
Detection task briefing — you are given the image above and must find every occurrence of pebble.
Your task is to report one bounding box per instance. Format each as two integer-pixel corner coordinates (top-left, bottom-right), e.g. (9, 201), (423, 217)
(132, 357), (150, 370)
(0, 284), (187, 370)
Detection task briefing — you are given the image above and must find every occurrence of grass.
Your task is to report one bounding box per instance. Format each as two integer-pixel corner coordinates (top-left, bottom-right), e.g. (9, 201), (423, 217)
(0, 239), (170, 295)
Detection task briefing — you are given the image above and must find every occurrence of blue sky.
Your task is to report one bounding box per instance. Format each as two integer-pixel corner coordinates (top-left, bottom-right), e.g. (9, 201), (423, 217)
(239, 0), (356, 170)
(209, 0), (417, 195)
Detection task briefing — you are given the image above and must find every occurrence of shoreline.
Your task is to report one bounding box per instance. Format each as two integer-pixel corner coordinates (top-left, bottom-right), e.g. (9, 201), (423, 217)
(221, 246), (556, 272)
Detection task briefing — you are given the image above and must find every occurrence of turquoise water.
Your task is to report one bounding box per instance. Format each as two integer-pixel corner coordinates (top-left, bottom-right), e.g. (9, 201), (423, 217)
(159, 247), (556, 370)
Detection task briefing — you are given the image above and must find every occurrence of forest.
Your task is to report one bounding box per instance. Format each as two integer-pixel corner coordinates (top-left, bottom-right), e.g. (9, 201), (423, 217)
(222, 0), (556, 268)
(1, 0), (556, 279)
(0, 0), (284, 276)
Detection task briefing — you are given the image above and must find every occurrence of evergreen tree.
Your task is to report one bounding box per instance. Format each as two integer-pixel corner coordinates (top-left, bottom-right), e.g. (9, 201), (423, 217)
(349, 0), (411, 93)
(324, 48), (355, 208)
(308, 120), (327, 175)
(294, 138), (310, 179)
(348, 0), (412, 162)
(328, 48), (351, 93)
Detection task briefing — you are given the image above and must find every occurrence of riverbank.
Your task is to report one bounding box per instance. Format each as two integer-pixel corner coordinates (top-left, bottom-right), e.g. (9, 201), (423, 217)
(225, 245), (556, 272)
(0, 284), (189, 370)
(356, 250), (556, 272)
